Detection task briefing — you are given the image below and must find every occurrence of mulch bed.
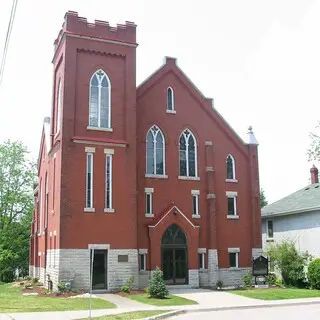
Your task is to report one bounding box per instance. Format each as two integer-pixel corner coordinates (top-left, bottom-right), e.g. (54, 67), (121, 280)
(22, 286), (86, 298)
(117, 290), (145, 297)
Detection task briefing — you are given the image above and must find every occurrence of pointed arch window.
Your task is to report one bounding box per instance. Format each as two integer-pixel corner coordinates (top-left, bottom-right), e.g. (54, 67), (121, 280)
(179, 129), (197, 177)
(89, 69), (111, 129)
(56, 79), (62, 133)
(146, 125), (165, 175)
(226, 154), (236, 180)
(167, 87), (175, 112)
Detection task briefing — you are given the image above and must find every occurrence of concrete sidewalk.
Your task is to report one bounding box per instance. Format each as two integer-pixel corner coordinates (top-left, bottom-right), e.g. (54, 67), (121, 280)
(2, 290), (320, 320)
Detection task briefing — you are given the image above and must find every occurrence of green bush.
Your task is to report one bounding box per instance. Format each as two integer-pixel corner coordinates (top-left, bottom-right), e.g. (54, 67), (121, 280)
(32, 277), (39, 284)
(267, 240), (311, 288)
(120, 285), (130, 293)
(266, 273), (277, 285)
(216, 280), (223, 289)
(308, 259), (320, 290)
(147, 267), (168, 299)
(57, 281), (68, 293)
(243, 271), (253, 288)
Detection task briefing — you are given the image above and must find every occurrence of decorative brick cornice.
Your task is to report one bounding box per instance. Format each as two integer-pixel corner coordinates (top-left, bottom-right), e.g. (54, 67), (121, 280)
(77, 48), (126, 58)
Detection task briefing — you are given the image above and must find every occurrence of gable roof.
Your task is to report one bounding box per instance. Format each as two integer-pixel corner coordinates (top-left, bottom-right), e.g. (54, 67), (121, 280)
(261, 182), (320, 218)
(137, 57), (250, 157)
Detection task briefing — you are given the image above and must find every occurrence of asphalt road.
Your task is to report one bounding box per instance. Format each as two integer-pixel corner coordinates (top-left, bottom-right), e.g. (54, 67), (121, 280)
(170, 304), (320, 319)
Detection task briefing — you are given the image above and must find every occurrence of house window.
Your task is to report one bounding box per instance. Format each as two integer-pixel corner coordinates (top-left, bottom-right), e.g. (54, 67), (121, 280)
(191, 190), (200, 216)
(167, 87), (174, 111)
(199, 253), (205, 269)
(86, 153), (93, 208)
(146, 125), (165, 175)
(105, 154), (113, 210)
(89, 69), (111, 129)
(145, 188), (154, 216)
(56, 79), (62, 134)
(267, 220), (273, 239)
(226, 154), (235, 180)
(44, 173), (48, 229)
(140, 254), (146, 271)
(229, 251), (239, 268)
(227, 192), (237, 216)
(179, 129), (197, 177)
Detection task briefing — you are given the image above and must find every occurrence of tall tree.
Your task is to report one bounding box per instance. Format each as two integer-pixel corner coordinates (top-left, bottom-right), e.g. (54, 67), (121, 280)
(0, 140), (36, 281)
(308, 120), (320, 162)
(260, 188), (268, 208)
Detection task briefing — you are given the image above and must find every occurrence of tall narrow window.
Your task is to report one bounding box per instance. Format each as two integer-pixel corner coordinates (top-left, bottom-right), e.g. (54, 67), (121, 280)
(145, 188), (154, 216)
(86, 153), (93, 208)
(56, 80), (62, 134)
(226, 154), (236, 180)
(267, 220), (274, 239)
(105, 154), (113, 210)
(39, 179), (42, 233)
(89, 70), (111, 129)
(44, 173), (48, 229)
(140, 254), (146, 271)
(179, 129), (197, 177)
(199, 253), (205, 269)
(146, 125), (165, 175)
(229, 252), (239, 268)
(167, 87), (175, 112)
(226, 192), (238, 217)
(191, 190), (200, 217)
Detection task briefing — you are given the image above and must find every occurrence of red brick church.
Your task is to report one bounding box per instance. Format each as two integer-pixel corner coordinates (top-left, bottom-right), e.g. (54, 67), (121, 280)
(29, 11), (262, 291)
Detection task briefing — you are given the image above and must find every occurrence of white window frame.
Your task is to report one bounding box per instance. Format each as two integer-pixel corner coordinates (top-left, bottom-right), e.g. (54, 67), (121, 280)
(178, 129), (198, 178)
(56, 79), (62, 134)
(226, 191), (238, 219)
(145, 187), (154, 217)
(88, 69), (112, 130)
(191, 190), (200, 218)
(226, 154), (237, 182)
(166, 86), (176, 114)
(44, 173), (48, 229)
(104, 149), (115, 213)
(146, 125), (166, 176)
(228, 248), (240, 269)
(266, 219), (274, 239)
(85, 150), (95, 211)
(199, 253), (205, 270)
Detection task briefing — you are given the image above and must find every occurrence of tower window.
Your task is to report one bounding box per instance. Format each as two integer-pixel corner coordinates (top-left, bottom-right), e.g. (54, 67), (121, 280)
(167, 87), (175, 112)
(89, 70), (111, 129)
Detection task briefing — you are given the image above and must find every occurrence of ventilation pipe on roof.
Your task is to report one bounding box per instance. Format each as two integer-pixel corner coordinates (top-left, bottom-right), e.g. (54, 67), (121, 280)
(310, 165), (319, 184)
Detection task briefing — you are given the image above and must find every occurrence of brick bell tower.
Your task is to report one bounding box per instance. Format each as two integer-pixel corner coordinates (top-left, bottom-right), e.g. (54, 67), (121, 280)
(50, 11), (139, 290)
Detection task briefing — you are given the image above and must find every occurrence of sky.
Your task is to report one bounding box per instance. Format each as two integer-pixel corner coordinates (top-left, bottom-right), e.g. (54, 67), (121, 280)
(0, 0), (319, 203)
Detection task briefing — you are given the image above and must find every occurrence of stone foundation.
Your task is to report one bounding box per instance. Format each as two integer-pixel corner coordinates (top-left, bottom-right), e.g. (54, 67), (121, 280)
(208, 249), (219, 287)
(219, 268), (250, 287)
(199, 269), (209, 287)
(139, 271), (150, 289)
(188, 269), (199, 288)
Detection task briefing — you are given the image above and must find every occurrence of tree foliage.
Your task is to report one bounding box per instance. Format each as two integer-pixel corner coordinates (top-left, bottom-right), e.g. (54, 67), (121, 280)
(307, 259), (320, 290)
(148, 267), (169, 299)
(260, 188), (268, 208)
(307, 120), (320, 162)
(267, 240), (311, 288)
(0, 140), (36, 282)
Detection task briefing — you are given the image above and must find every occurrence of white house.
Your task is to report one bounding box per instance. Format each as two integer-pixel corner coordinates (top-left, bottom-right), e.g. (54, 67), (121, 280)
(261, 165), (320, 258)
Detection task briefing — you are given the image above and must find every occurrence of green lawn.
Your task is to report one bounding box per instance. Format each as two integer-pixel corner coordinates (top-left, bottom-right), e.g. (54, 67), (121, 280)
(231, 288), (320, 300)
(127, 294), (197, 306)
(78, 310), (170, 320)
(0, 283), (116, 313)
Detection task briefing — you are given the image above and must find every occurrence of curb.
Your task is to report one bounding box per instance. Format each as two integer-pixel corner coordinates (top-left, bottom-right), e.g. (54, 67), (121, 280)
(144, 299), (320, 319)
(144, 310), (186, 320)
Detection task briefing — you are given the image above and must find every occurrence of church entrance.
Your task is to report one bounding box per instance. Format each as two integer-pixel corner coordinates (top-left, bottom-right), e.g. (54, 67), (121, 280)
(161, 224), (188, 285)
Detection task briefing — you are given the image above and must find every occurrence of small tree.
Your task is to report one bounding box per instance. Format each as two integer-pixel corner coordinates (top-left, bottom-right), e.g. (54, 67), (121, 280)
(308, 259), (320, 290)
(148, 267), (168, 299)
(307, 120), (320, 162)
(260, 189), (268, 208)
(267, 240), (311, 288)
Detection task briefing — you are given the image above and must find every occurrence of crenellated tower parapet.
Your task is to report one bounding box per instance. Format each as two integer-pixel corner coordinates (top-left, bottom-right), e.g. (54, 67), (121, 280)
(54, 11), (137, 51)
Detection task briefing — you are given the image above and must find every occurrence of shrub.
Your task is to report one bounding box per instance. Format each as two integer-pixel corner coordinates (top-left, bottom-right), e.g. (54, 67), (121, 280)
(148, 267), (168, 299)
(243, 271), (253, 288)
(267, 240), (311, 287)
(34, 282), (43, 287)
(120, 276), (135, 294)
(266, 273), (277, 285)
(120, 285), (130, 293)
(308, 258), (320, 290)
(216, 280), (223, 289)
(32, 277), (39, 284)
(57, 281), (68, 293)
(25, 276), (32, 281)
(143, 287), (148, 294)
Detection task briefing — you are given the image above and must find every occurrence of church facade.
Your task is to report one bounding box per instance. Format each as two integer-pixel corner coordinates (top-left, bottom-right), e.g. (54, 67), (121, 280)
(29, 11), (262, 291)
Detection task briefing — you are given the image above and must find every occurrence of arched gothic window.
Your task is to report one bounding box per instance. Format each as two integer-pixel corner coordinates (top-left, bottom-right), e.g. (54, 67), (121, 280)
(146, 125), (165, 175)
(226, 154), (236, 180)
(167, 87), (174, 111)
(89, 69), (111, 128)
(179, 129), (197, 177)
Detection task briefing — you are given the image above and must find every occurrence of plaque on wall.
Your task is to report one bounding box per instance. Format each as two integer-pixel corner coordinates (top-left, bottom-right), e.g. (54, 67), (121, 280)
(118, 255), (129, 262)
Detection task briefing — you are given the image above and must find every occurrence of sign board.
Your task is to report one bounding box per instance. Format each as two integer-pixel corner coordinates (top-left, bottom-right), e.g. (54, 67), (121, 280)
(118, 255), (129, 263)
(252, 255), (268, 276)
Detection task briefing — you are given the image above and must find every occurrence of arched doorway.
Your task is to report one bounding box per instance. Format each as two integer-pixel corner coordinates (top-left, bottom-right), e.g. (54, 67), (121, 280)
(161, 224), (188, 285)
